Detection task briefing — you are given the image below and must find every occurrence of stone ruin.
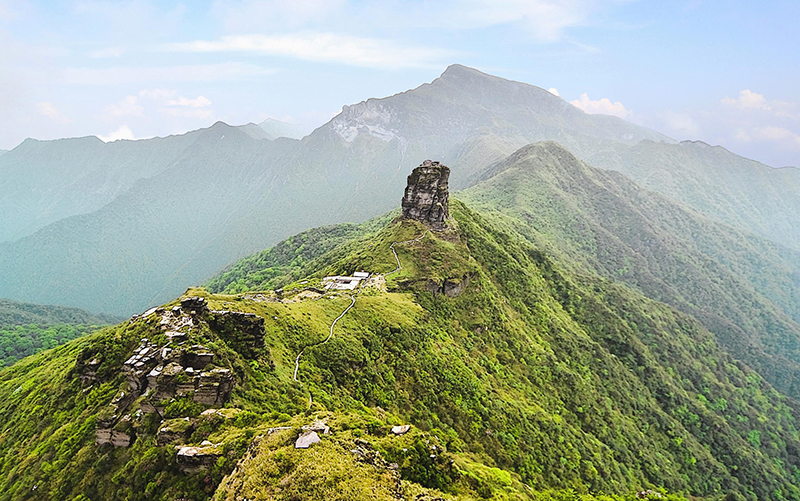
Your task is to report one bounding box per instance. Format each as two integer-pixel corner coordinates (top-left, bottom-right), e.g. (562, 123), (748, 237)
(401, 160), (450, 230)
(93, 296), (265, 448)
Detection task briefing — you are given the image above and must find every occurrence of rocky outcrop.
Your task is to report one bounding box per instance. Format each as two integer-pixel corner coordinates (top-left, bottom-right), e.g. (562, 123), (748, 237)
(208, 310), (265, 358)
(425, 275), (470, 297)
(94, 302), (251, 448)
(176, 441), (222, 473)
(157, 418), (194, 446)
(95, 428), (132, 448)
(401, 160), (450, 230)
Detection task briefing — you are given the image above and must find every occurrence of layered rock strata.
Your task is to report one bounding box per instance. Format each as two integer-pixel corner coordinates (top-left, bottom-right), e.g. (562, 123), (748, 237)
(401, 160), (450, 229)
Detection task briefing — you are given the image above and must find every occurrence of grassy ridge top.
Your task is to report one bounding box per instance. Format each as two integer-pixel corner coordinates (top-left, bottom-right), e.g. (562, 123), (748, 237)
(2, 201), (799, 499)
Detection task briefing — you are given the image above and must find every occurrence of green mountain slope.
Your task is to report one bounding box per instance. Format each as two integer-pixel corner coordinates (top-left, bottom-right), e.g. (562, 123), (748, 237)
(0, 298), (118, 326)
(586, 140), (800, 252)
(0, 299), (117, 367)
(3, 201), (800, 500)
(461, 142), (800, 397)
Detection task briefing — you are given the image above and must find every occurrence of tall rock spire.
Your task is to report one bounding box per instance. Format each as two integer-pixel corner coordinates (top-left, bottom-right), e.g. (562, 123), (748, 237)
(401, 160), (450, 230)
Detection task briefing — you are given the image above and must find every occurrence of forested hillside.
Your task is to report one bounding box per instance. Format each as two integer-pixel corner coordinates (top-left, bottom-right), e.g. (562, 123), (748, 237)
(460, 142), (800, 398)
(0, 299), (115, 366)
(0, 199), (784, 499)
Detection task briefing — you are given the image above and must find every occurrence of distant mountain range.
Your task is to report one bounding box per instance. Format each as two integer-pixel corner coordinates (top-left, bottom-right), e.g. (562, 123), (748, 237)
(0, 65), (797, 318)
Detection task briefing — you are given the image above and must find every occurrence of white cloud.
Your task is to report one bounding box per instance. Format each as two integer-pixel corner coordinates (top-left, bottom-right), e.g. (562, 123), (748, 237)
(733, 126), (800, 149)
(390, 0), (627, 42)
(446, 0), (598, 41)
(159, 107), (214, 119)
(570, 92), (631, 119)
(60, 62), (277, 85)
(167, 95), (212, 108)
(548, 87), (560, 97)
(101, 95), (144, 119)
(164, 33), (457, 69)
(36, 102), (72, 123)
(98, 125), (136, 142)
(721, 89), (800, 120)
(663, 111), (699, 136)
(721, 89), (770, 110)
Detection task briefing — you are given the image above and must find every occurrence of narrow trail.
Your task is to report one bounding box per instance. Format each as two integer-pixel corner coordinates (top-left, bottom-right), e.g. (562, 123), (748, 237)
(386, 230), (429, 278)
(292, 228), (431, 384)
(293, 294), (356, 382)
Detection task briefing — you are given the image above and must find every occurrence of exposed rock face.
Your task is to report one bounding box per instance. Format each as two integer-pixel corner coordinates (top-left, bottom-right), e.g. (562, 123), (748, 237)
(176, 441), (222, 473)
(295, 431), (321, 449)
(95, 428), (132, 448)
(425, 275), (470, 298)
(207, 310), (265, 358)
(157, 418), (194, 446)
(94, 303), (254, 448)
(401, 160), (450, 230)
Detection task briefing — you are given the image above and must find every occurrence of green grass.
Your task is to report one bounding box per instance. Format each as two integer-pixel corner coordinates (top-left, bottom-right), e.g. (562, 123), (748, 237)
(1, 200), (798, 500)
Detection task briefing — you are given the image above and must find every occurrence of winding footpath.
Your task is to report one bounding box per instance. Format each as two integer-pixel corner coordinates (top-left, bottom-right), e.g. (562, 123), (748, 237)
(292, 229), (430, 384)
(386, 230), (429, 278)
(293, 294), (357, 382)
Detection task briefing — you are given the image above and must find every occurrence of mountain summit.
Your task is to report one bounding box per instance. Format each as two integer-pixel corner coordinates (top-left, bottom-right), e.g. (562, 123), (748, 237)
(4, 182), (800, 499)
(401, 160), (451, 229)
(0, 65), (798, 317)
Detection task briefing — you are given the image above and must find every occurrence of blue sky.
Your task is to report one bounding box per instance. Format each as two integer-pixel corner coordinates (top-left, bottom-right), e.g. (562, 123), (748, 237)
(1, 0), (799, 167)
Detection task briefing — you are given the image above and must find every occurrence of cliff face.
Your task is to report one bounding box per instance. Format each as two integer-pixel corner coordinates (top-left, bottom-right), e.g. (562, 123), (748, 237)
(401, 160), (450, 229)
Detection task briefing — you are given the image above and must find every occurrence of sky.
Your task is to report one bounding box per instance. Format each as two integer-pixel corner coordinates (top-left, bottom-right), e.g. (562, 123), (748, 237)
(1, 0), (799, 168)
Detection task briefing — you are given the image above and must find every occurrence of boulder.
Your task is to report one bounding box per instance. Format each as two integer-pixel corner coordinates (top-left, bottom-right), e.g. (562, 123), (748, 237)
(391, 424), (411, 436)
(401, 160), (450, 230)
(295, 431), (321, 449)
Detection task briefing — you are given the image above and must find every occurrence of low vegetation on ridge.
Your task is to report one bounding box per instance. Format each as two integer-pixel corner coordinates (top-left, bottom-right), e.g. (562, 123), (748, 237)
(1, 199), (799, 500)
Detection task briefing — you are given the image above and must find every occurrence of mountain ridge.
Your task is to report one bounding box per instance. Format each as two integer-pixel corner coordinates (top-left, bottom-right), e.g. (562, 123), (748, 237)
(4, 197), (800, 499)
(1, 65), (798, 317)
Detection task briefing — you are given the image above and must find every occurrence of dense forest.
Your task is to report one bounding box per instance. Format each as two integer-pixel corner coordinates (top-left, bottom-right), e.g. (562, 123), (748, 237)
(0, 323), (102, 367)
(0, 298), (114, 367)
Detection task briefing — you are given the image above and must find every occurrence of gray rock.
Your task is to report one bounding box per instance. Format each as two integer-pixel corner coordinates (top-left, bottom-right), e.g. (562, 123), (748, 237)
(401, 160), (450, 230)
(176, 443), (221, 473)
(391, 424), (411, 435)
(295, 431), (321, 449)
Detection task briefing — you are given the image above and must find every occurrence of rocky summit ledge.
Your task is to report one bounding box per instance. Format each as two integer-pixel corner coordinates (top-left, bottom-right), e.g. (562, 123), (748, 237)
(401, 160), (450, 230)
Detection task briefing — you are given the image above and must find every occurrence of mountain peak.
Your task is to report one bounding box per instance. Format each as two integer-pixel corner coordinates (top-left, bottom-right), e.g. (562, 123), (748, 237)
(401, 160), (451, 230)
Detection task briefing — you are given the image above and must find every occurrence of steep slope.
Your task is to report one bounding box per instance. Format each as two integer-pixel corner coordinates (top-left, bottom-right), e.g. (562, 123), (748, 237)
(586, 139), (800, 251)
(461, 142), (800, 397)
(4, 197), (785, 500)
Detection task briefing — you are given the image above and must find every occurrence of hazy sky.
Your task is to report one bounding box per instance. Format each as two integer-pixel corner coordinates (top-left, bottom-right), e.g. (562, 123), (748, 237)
(1, 0), (799, 168)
